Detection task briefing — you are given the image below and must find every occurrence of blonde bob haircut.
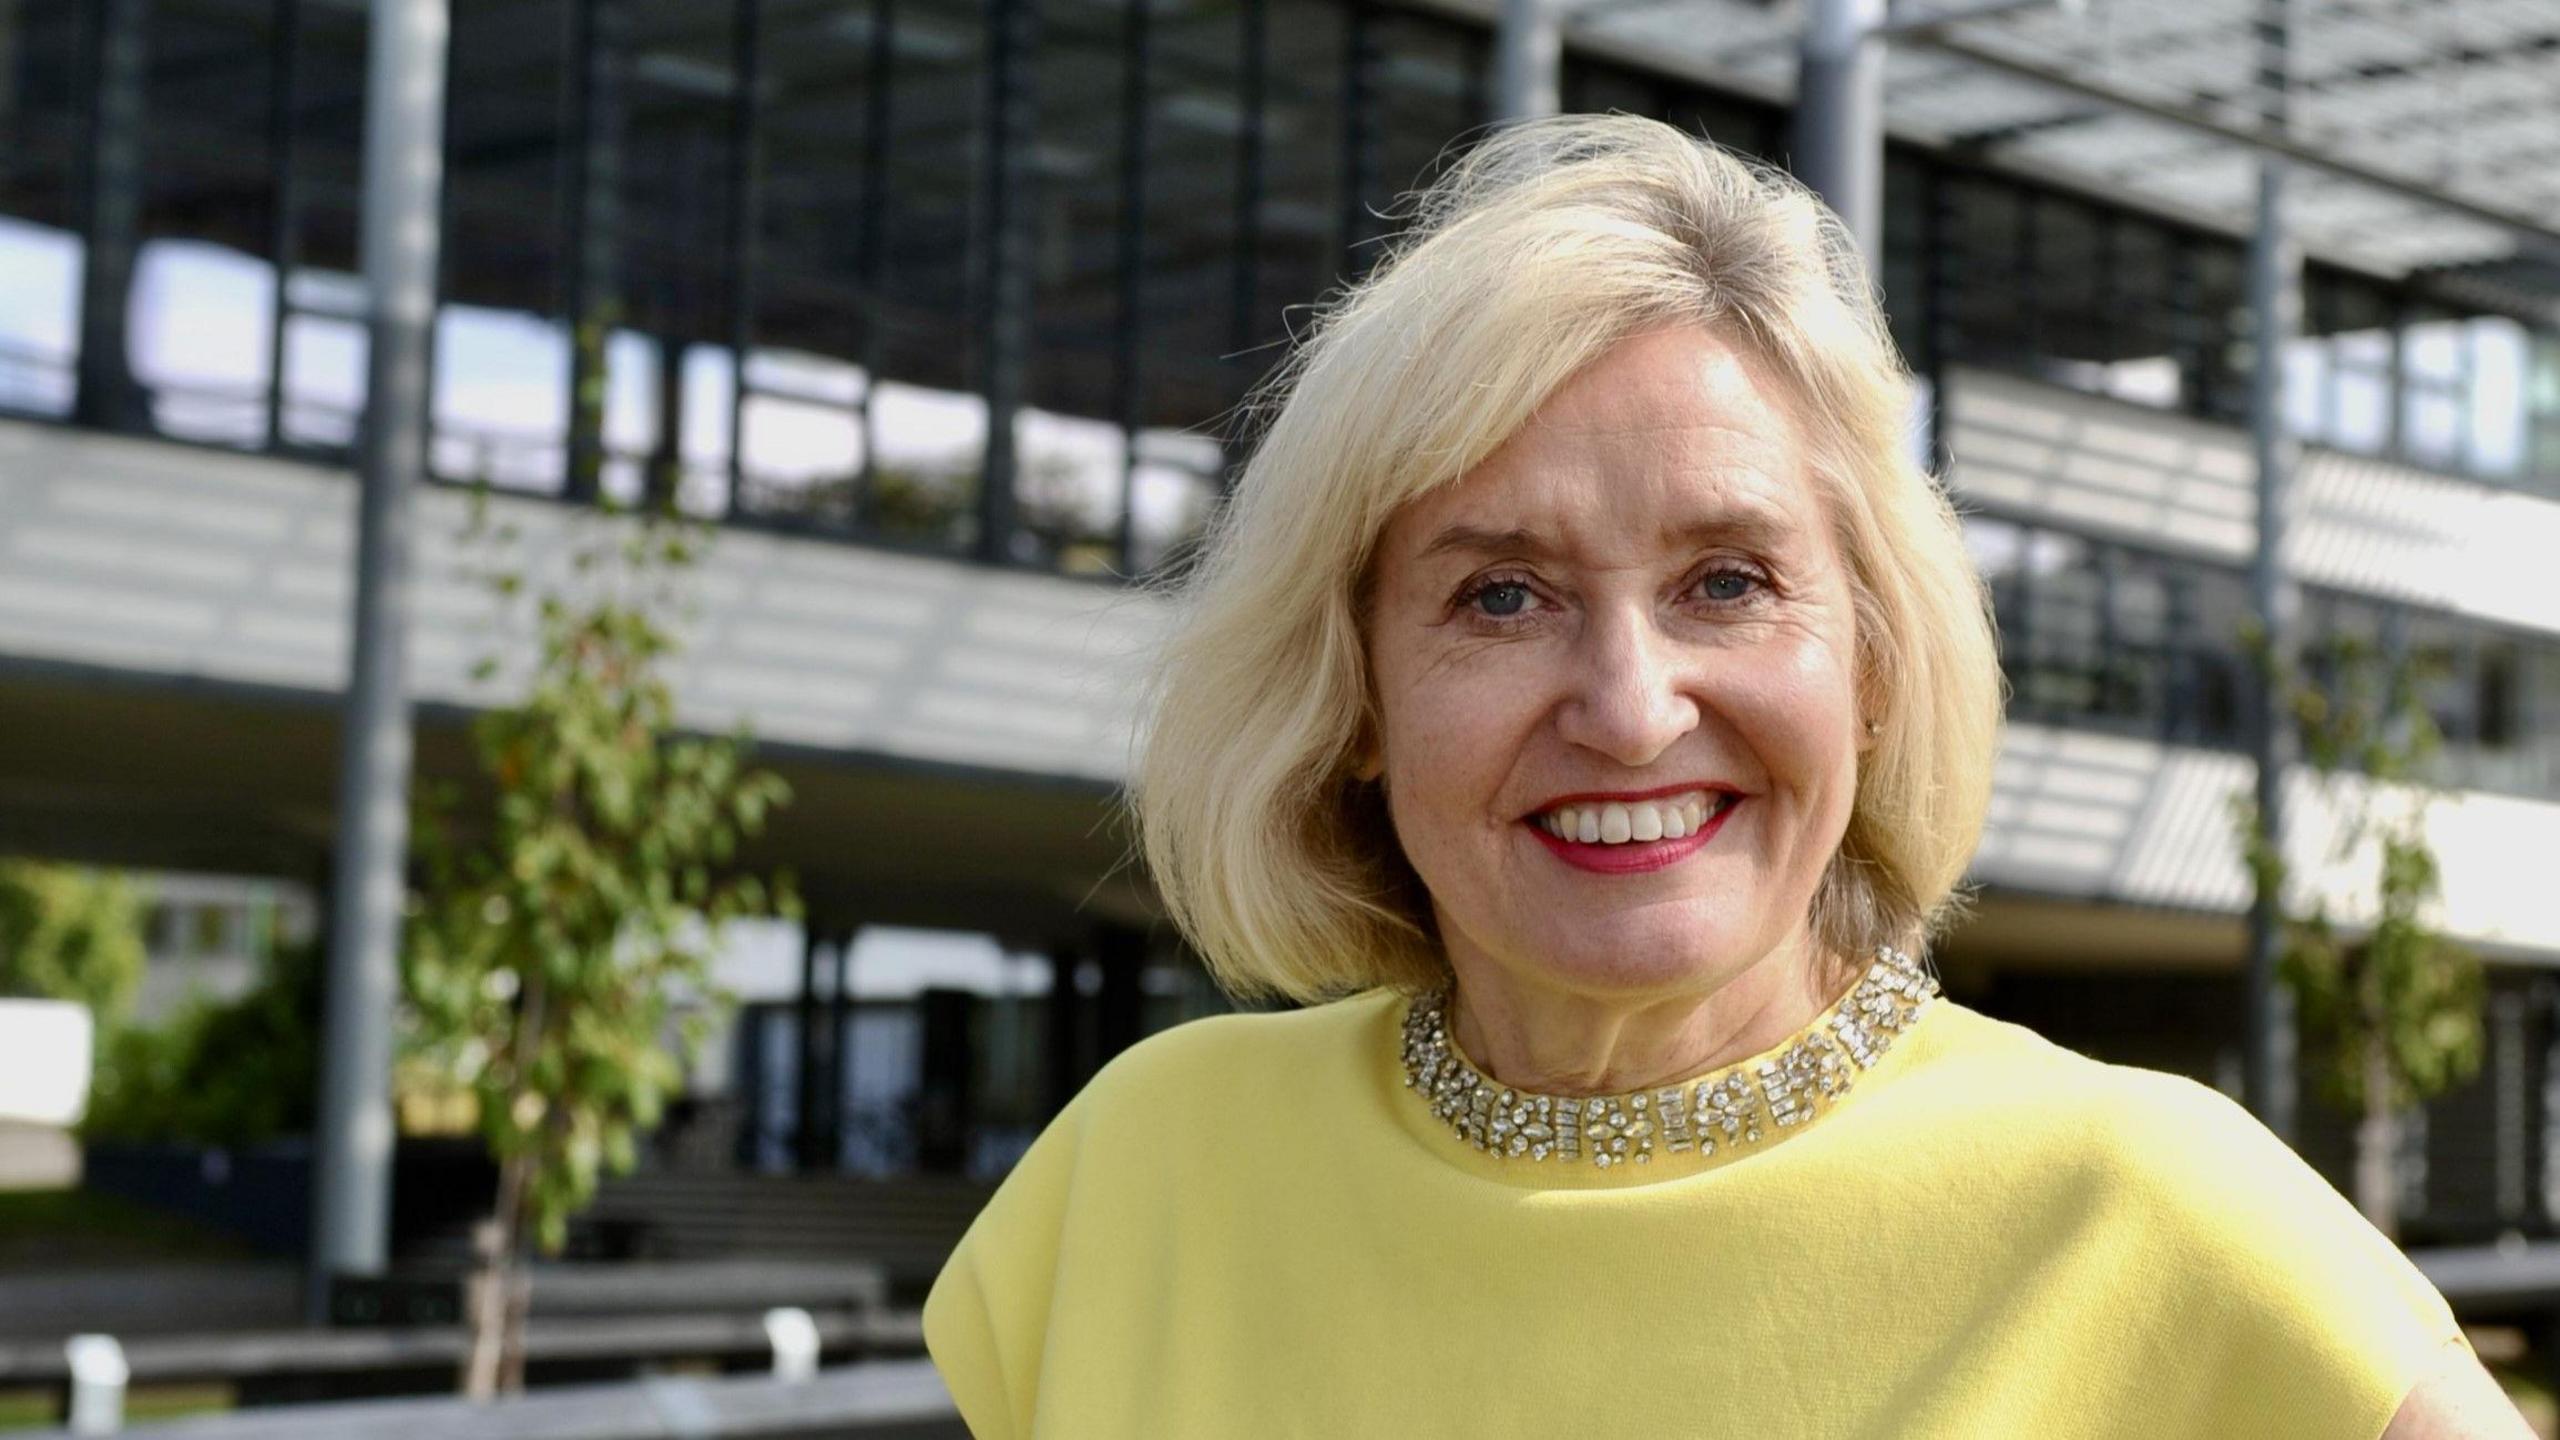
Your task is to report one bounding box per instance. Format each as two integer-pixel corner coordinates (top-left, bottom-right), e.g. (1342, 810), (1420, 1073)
(1132, 112), (2003, 1005)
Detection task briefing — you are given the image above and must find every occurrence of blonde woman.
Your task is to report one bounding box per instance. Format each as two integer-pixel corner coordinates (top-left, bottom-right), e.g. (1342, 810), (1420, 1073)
(922, 115), (2525, 1438)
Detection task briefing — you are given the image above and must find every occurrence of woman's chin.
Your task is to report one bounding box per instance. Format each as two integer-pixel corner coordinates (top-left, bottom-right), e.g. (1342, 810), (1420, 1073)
(1500, 921), (1773, 998)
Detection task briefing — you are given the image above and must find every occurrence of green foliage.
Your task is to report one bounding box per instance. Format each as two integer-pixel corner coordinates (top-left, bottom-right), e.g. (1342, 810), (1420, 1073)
(0, 860), (148, 1020)
(2231, 626), (2484, 1117)
(84, 939), (321, 1146)
(406, 497), (796, 1255)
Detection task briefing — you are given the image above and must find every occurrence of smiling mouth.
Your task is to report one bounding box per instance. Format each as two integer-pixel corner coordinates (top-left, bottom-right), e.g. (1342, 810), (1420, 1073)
(1532, 790), (1741, 846)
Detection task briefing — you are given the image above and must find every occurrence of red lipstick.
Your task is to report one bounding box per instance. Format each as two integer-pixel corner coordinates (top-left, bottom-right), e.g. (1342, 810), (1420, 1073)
(1526, 795), (1743, 874)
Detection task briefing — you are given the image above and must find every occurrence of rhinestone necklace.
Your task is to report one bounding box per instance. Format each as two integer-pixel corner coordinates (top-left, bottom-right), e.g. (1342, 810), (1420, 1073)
(1397, 947), (1940, 1169)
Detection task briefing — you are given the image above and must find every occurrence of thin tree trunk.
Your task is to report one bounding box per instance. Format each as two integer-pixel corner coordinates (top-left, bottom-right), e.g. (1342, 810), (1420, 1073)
(498, 1254), (533, 1394)
(2353, 1035), (2400, 1241)
(465, 974), (549, 1399)
(462, 1148), (532, 1399)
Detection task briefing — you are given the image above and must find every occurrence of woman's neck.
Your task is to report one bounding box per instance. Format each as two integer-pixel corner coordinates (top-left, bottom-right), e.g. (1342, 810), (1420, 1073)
(1443, 930), (1850, 1097)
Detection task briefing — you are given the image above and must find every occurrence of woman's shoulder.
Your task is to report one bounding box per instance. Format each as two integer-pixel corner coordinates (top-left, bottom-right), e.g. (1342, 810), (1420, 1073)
(1913, 1000), (2308, 1175)
(1070, 987), (1406, 1124)
(1913, 1000), (2445, 1298)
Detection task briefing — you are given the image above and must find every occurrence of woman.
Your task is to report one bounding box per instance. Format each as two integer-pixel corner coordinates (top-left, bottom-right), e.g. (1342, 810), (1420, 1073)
(923, 115), (2526, 1437)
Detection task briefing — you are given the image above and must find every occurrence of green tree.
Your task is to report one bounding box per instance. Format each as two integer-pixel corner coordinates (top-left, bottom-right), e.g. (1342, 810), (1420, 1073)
(0, 860), (148, 1021)
(407, 500), (795, 1396)
(84, 936), (320, 1146)
(2233, 629), (2484, 1240)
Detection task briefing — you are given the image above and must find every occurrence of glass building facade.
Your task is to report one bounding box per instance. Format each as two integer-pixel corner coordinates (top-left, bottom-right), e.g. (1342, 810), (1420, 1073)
(9, 0), (2560, 1242)
(7, 0), (2560, 773)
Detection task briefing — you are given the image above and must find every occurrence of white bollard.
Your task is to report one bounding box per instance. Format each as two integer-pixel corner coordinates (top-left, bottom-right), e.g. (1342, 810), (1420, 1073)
(761, 1306), (820, 1383)
(63, 1333), (127, 1436)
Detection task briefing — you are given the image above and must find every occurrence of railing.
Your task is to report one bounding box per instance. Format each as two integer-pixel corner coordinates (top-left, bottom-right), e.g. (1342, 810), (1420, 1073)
(29, 1359), (959, 1439)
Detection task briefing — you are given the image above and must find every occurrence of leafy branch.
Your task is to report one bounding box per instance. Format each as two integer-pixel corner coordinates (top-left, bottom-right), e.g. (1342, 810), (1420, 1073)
(2231, 622), (2484, 1237)
(405, 490), (796, 1395)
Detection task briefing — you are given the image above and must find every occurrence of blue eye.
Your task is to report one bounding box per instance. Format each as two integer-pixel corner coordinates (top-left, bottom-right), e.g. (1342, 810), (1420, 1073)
(1700, 570), (1759, 603)
(1472, 581), (1531, 617)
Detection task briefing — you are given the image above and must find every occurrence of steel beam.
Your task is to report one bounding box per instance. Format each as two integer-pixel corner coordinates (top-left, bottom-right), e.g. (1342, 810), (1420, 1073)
(1908, 28), (2560, 266)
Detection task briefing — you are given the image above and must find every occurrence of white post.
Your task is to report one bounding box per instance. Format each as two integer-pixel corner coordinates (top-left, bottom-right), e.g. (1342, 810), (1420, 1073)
(763, 1306), (820, 1382)
(64, 1334), (127, 1436)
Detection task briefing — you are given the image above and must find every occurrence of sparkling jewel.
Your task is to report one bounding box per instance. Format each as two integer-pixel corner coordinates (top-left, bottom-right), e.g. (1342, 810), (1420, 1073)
(1396, 946), (1938, 1170)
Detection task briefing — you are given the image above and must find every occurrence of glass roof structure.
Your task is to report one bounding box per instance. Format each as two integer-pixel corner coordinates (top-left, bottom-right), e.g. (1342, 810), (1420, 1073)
(1529, 0), (2560, 306)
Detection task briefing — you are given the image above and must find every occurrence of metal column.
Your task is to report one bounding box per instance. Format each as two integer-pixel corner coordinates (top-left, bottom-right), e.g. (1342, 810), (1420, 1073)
(1112, 0), (1154, 574)
(1792, 0), (1886, 270)
(1493, 0), (1558, 123)
(1337, 0), (1381, 282)
(646, 334), (684, 510)
(824, 930), (857, 1167)
(1222, 0), (1267, 496)
(975, 0), (1038, 563)
(2243, 0), (2301, 1144)
(1917, 160), (1953, 470)
(793, 927), (832, 1171)
(723, 0), (762, 511)
(560, 0), (627, 503)
(1043, 947), (1084, 1118)
(263, 0), (304, 451)
(1093, 925), (1147, 1065)
(854, 0), (897, 523)
(311, 0), (450, 1319)
(72, 0), (150, 433)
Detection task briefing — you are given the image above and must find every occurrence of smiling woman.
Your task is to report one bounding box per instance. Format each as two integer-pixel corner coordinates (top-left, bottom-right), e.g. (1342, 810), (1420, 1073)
(920, 114), (2519, 1439)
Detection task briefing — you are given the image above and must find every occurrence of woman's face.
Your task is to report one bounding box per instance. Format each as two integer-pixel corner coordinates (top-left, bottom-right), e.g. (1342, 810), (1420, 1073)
(1362, 324), (1867, 1004)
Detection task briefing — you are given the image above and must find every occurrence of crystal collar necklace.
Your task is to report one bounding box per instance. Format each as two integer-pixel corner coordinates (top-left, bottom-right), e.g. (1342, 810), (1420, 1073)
(1397, 946), (1939, 1168)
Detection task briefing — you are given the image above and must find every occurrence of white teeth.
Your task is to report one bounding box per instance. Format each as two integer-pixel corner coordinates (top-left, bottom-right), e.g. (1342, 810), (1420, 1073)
(1599, 804), (1631, 844)
(1537, 792), (1728, 847)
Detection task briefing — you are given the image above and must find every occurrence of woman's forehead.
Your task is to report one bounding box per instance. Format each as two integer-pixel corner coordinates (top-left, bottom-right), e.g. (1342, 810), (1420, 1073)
(1381, 326), (1821, 559)
(1519, 324), (1799, 441)
(1380, 428), (1824, 577)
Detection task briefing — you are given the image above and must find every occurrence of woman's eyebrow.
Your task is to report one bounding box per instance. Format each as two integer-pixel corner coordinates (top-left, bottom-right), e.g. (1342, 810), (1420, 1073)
(1415, 524), (1559, 563)
(1415, 510), (1795, 565)
(1661, 509), (1796, 553)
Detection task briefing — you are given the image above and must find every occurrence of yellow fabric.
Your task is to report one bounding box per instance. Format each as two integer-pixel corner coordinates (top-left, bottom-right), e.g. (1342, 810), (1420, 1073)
(924, 987), (2468, 1438)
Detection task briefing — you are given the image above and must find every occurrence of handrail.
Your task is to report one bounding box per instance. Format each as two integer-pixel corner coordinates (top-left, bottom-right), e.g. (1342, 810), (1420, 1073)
(26, 1359), (957, 1439)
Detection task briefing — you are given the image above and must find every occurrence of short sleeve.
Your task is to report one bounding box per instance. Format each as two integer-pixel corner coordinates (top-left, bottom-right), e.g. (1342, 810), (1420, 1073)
(2116, 1071), (2471, 1439)
(922, 1094), (1092, 1440)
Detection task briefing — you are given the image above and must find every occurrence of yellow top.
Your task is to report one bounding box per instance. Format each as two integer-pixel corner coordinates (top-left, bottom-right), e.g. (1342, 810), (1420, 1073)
(924, 986), (2469, 1438)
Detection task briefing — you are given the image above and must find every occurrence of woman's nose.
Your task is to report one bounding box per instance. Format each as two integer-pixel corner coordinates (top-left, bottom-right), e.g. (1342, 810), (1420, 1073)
(1553, 607), (1700, 768)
